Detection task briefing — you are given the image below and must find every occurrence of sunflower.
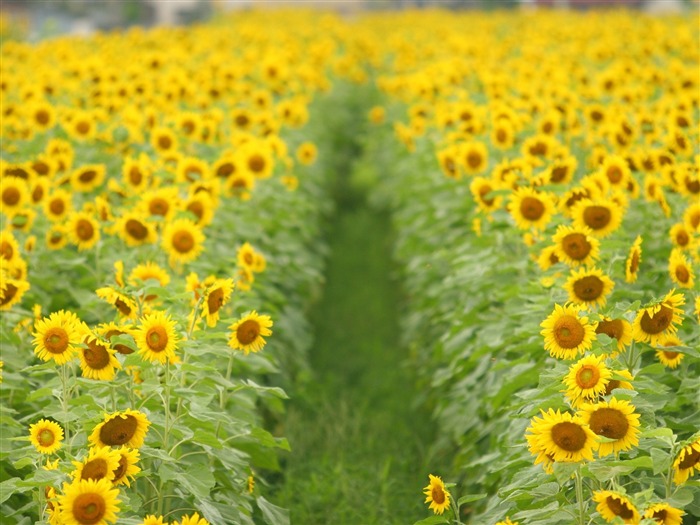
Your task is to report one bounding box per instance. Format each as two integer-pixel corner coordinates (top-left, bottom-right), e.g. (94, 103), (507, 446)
(683, 202), (700, 232)
(600, 155), (631, 188)
(225, 169), (255, 200)
(673, 436), (700, 484)
(296, 142), (318, 166)
(58, 478), (120, 525)
(201, 278), (235, 327)
(33, 310), (86, 364)
(113, 212), (157, 247)
(470, 177), (502, 213)
(460, 141), (488, 175)
(526, 408), (596, 463)
(78, 333), (121, 381)
(540, 304), (596, 360)
(0, 176), (29, 216)
(88, 409), (150, 449)
(66, 111), (98, 142)
(96, 287), (138, 320)
(237, 242), (258, 270)
(44, 189), (73, 222)
(632, 290), (684, 346)
(140, 516), (167, 525)
(135, 310), (180, 365)
(625, 235), (643, 283)
(437, 147), (461, 179)
(579, 398), (641, 457)
(495, 519), (518, 525)
(139, 187), (181, 220)
(121, 156), (151, 194)
(72, 447), (120, 482)
(593, 490), (640, 524)
(67, 212), (100, 251)
(668, 249), (695, 289)
(507, 187), (556, 231)
(546, 155), (577, 186)
(239, 144), (274, 179)
(643, 502), (685, 525)
(29, 419), (64, 454)
(111, 447), (140, 487)
(184, 193), (215, 227)
(128, 262), (171, 289)
(563, 354), (612, 408)
(150, 126), (178, 155)
(571, 198), (623, 238)
(212, 154), (239, 180)
(422, 474), (450, 515)
(228, 311), (273, 354)
(30, 100), (57, 131)
(161, 219), (205, 267)
(0, 230), (20, 264)
(604, 369), (635, 396)
(491, 119), (515, 149)
(176, 157), (211, 185)
(594, 317), (633, 353)
(46, 224), (68, 250)
(95, 322), (137, 356)
(669, 223), (694, 251)
(552, 225), (600, 267)
(564, 267), (614, 309)
(655, 335), (685, 369)
(172, 513), (209, 525)
(70, 164), (106, 193)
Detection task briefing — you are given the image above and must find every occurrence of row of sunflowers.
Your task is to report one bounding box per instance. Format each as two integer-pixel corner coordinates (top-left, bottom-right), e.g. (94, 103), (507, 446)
(352, 9), (699, 525)
(0, 11), (380, 525)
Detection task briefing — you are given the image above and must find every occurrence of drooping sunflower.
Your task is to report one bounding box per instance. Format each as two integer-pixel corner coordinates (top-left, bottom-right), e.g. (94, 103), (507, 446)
(540, 304), (596, 360)
(201, 278), (235, 328)
(44, 189), (74, 222)
(595, 317), (633, 353)
(437, 147), (461, 180)
(593, 490), (640, 524)
(58, 478), (120, 525)
(563, 354), (612, 408)
(96, 287), (138, 320)
(536, 245), (560, 271)
(29, 419), (64, 454)
(571, 198), (624, 238)
(70, 164), (106, 193)
(643, 502), (685, 525)
(632, 290), (685, 346)
(552, 225), (600, 267)
(579, 397), (641, 457)
(135, 311), (180, 365)
(673, 437), (700, 484)
(668, 249), (695, 289)
(78, 333), (121, 381)
(655, 335), (685, 369)
(604, 369), (635, 396)
(161, 219), (205, 267)
(111, 446), (140, 487)
(113, 212), (158, 247)
(507, 187), (556, 231)
(625, 235), (643, 283)
(228, 311), (273, 354)
(72, 446), (120, 482)
(422, 474), (450, 515)
(33, 310), (86, 364)
(67, 212), (100, 251)
(88, 409), (150, 449)
(564, 267), (615, 309)
(526, 408), (597, 463)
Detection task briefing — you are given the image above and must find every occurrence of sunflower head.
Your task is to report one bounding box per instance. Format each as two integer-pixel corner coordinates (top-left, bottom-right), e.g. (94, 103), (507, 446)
(632, 290), (685, 346)
(579, 397), (641, 457)
(228, 311), (273, 354)
(422, 474), (451, 515)
(29, 419), (64, 454)
(72, 446), (121, 482)
(526, 408), (596, 463)
(88, 409), (150, 449)
(540, 304), (596, 360)
(593, 490), (640, 524)
(58, 478), (120, 525)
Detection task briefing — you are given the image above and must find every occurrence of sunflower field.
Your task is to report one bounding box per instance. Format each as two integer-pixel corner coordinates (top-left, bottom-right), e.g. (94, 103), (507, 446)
(1, 6), (699, 525)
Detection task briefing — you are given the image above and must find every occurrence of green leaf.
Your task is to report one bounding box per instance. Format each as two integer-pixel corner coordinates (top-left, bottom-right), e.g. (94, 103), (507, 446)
(257, 495), (290, 525)
(412, 515), (449, 525)
(457, 493), (487, 506)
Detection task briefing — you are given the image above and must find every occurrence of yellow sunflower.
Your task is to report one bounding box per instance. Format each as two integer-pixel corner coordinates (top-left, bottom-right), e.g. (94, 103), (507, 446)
(579, 398), (641, 457)
(495, 519), (518, 525)
(150, 126), (178, 155)
(669, 223), (694, 251)
(70, 164), (106, 193)
(552, 225), (600, 267)
(526, 408), (597, 463)
(0, 266), (30, 311)
(139, 187), (181, 221)
(33, 310), (86, 364)
(113, 212), (158, 247)
(470, 177), (502, 214)
(604, 369), (635, 396)
(540, 304), (596, 360)
(594, 317), (633, 354)
(237, 242), (258, 270)
(507, 187), (556, 231)
(600, 155), (631, 189)
(238, 143), (274, 179)
(44, 189), (74, 222)
(140, 516), (167, 525)
(135, 311), (180, 365)
(128, 262), (171, 290)
(29, 419), (64, 454)
(201, 278), (235, 327)
(536, 245), (560, 271)
(564, 267), (615, 309)
(571, 198), (624, 238)
(437, 147), (461, 180)
(58, 478), (120, 525)
(683, 202), (700, 232)
(460, 141), (488, 175)
(183, 193), (216, 227)
(67, 212), (100, 251)
(0, 230), (21, 264)
(176, 157), (211, 185)
(121, 156), (151, 194)
(161, 219), (205, 267)
(72, 446), (120, 482)
(563, 354), (612, 408)
(95, 322), (137, 356)
(225, 170), (255, 200)
(422, 474), (451, 515)
(78, 333), (121, 381)
(0, 176), (29, 216)
(96, 287), (138, 320)
(625, 236), (643, 283)
(88, 409), (150, 449)
(593, 490), (640, 524)
(296, 142), (318, 166)
(173, 513), (209, 525)
(546, 155), (577, 186)
(673, 437), (700, 484)
(228, 311), (273, 354)
(632, 290), (685, 346)
(668, 249), (695, 289)
(111, 446), (140, 487)
(643, 503), (685, 525)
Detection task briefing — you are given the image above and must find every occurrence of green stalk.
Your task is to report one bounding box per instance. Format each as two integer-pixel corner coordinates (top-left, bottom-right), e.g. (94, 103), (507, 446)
(574, 467), (586, 525)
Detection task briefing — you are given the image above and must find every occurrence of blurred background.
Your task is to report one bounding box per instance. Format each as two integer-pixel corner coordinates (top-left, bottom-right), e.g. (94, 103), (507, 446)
(0, 0), (695, 41)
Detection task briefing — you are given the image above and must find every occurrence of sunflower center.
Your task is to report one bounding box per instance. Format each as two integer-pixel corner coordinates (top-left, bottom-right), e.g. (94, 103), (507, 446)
(172, 230), (195, 253)
(576, 365), (600, 389)
(639, 304), (673, 335)
(80, 458), (109, 481)
(629, 250), (640, 274)
(129, 167), (143, 185)
(595, 319), (623, 340)
(73, 493), (106, 525)
(588, 408), (629, 440)
(216, 162), (235, 178)
(1, 240), (14, 260)
(573, 276), (604, 301)
(76, 219), (95, 241)
(496, 128), (507, 143)
(2, 187), (20, 206)
(158, 135), (172, 150)
(148, 198), (169, 216)
(113, 455), (128, 481)
(36, 110), (50, 125)
(125, 219), (148, 240)
(76, 121), (91, 135)
(248, 155), (265, 173)
(244, 253), (254, 265)
(674, 265), (690, 284)
(207, 288), (224, 315)
(0, 283), (18, 306)
(100, 414), (137, 446)
(79, 170), (97, 183)
(520, 196), (545, 221)
(550, 165), (568, 183)
(186, 201), (204, 220)
(553, 315), (585, 349)
(678, 448), (700, 469)
(237, 319), (260, 345)
(146, 326), (168, 352)
(551, 421), (587, 452)
(607, 166), (622, 183)
(83, 339), (111, 370)
(582, 205), (611, 230)
(431, 485), (446, 505)
(32, 185), (44, 202)
(114, 298), (132, 316)
(466, 151), (482, 169)
(663, 350), (679, 360)
(49, 198), (65, 215)
(44, 327), (69, 354)
(562, 233), (591, 261)
(675, 231), (689, 247)
(38, 429), (55, 446)
(105, 329), (134, 355)
(478, 184), (495, 205)
(652, 509), (667, 521)
(606, 496), (634, 520)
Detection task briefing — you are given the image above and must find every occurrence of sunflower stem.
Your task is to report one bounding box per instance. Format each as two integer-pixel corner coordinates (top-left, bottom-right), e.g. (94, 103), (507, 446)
(59, 363), (71, 444)
(574, 467), (586, 525)
(157, 361), (173, 516)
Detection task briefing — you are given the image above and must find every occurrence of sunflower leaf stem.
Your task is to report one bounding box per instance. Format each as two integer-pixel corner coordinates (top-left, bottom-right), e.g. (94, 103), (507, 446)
(157, 361), (173, 517)
(574, 467), (586, 525)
